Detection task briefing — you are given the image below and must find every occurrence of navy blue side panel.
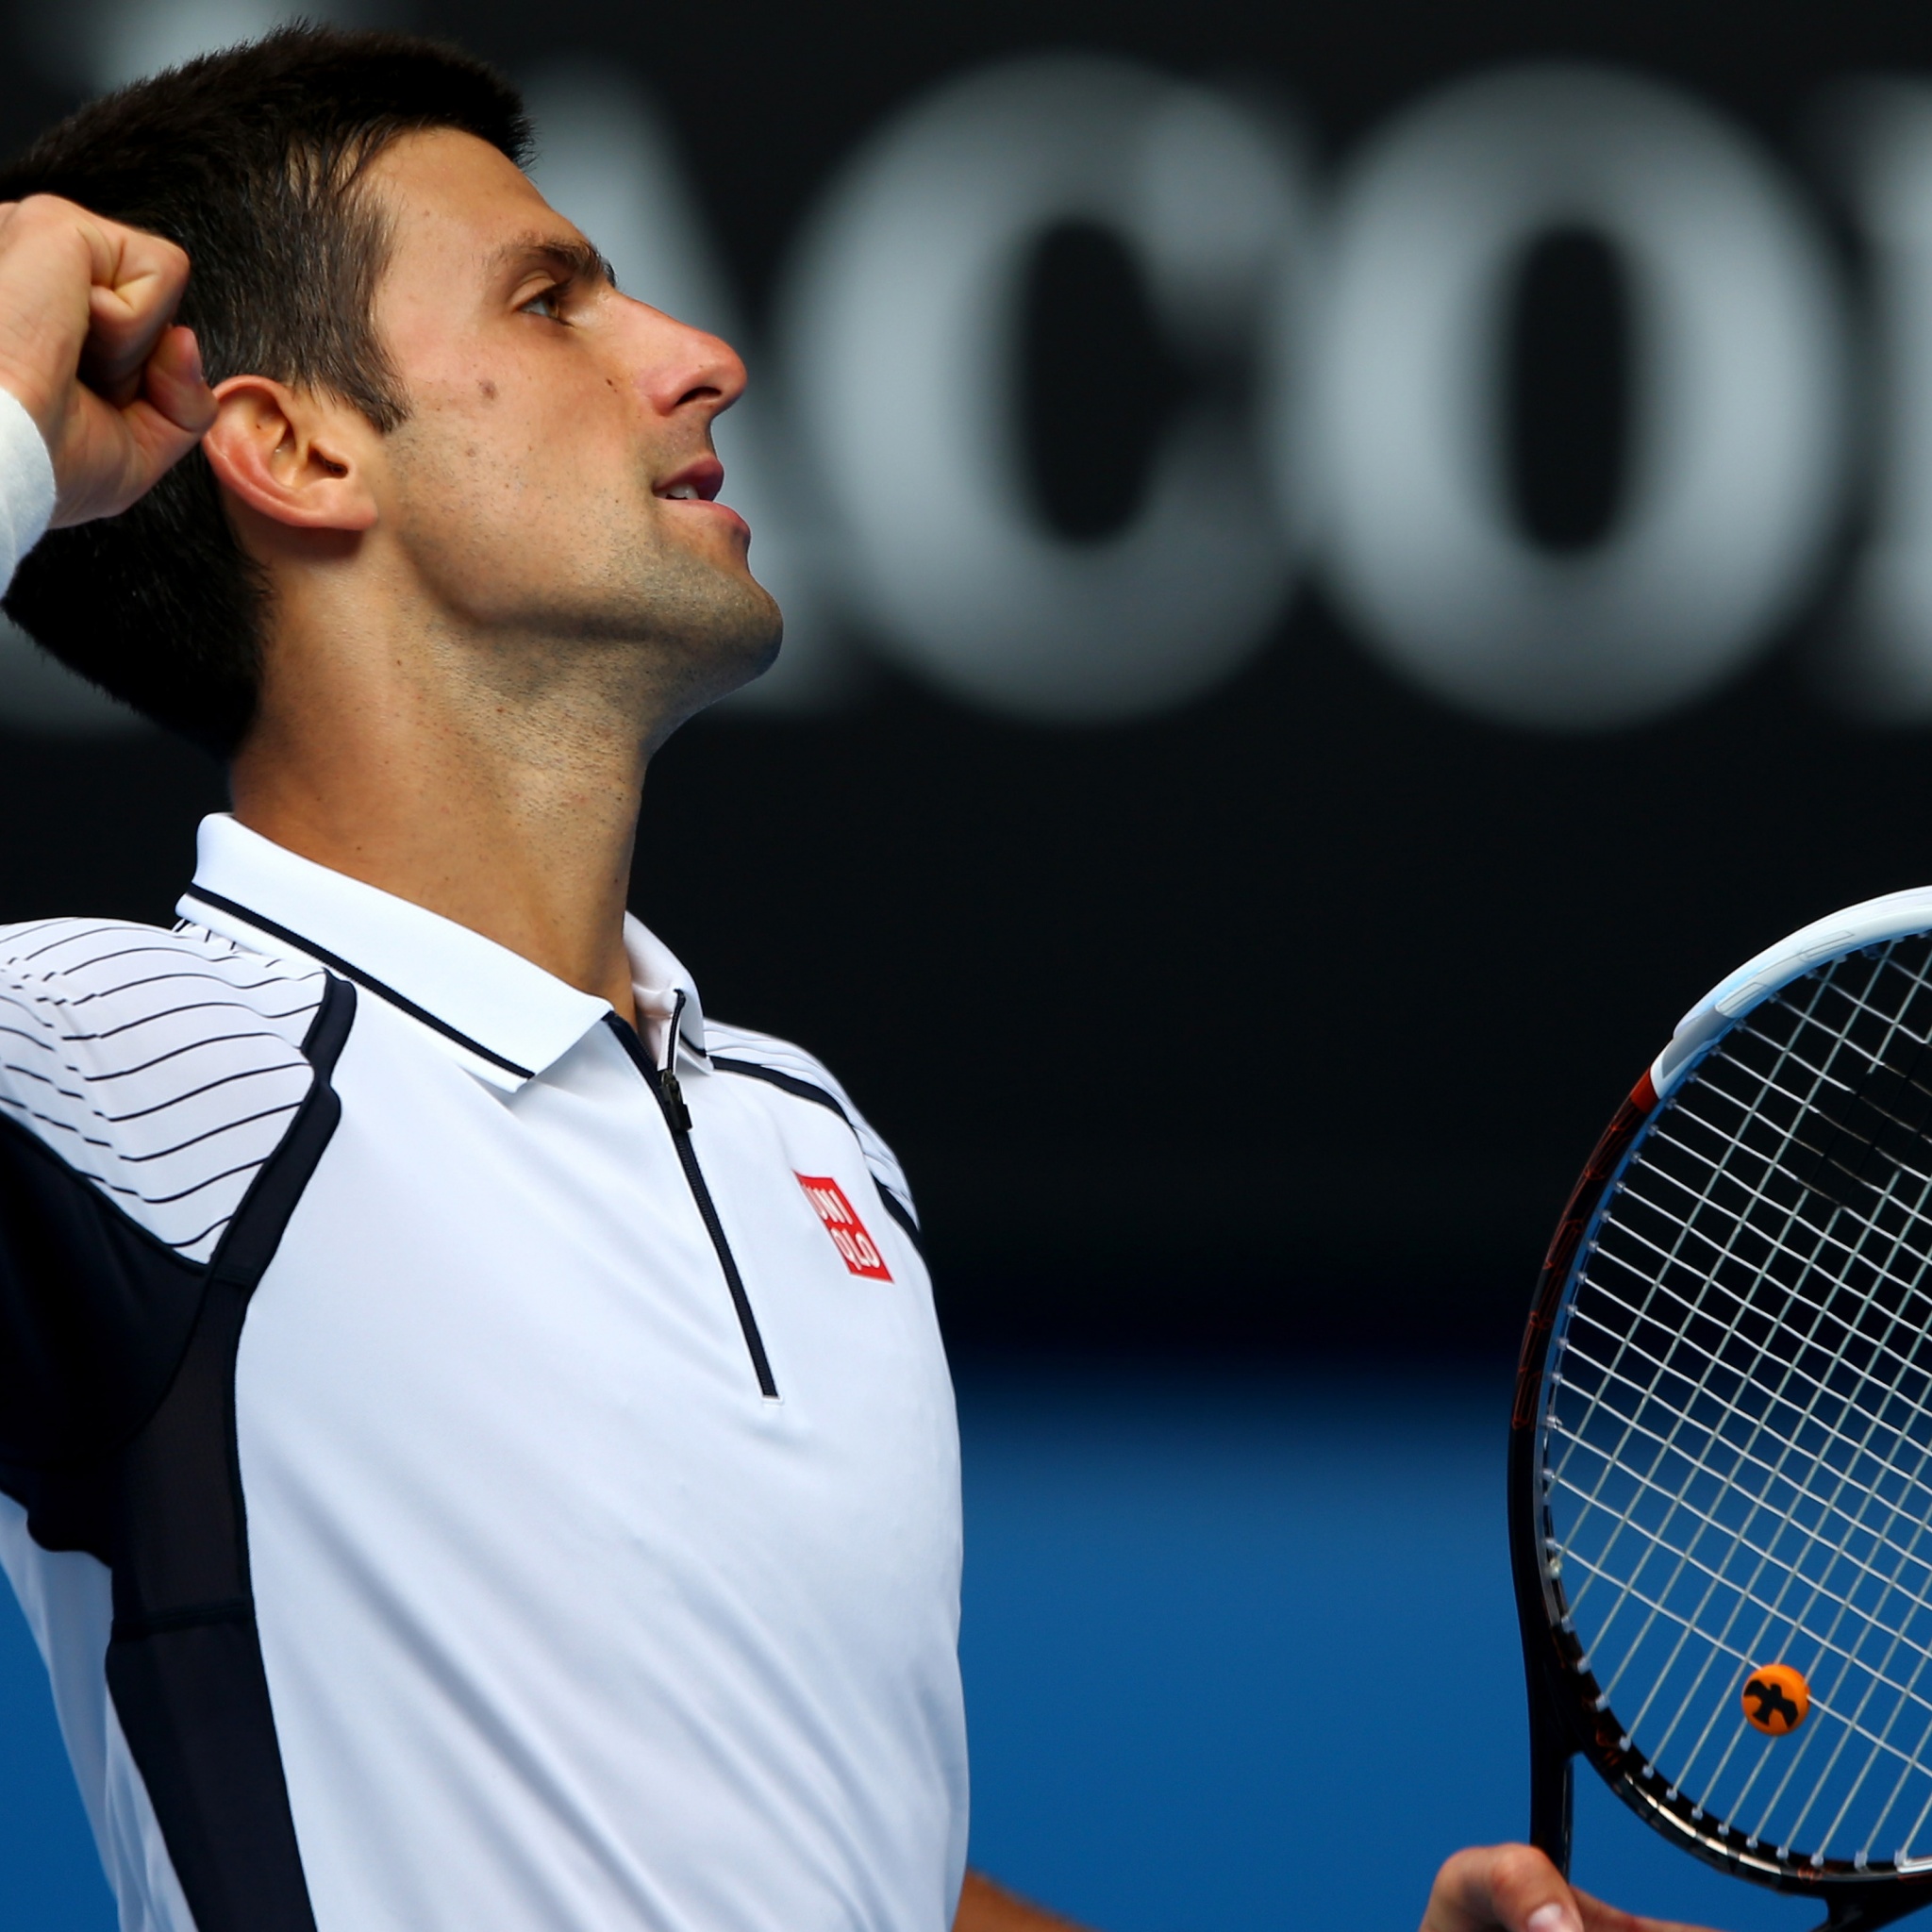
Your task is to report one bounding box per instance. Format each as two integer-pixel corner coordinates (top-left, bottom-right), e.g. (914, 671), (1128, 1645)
(100, 976), (353, 1932)
(0, 975), (355, 1932)
(104, 1266), (307, 1932)
(0, 1113), (208, 1475)
(109, 1276), (254, 1631)
(107, 1613), (313, 1932)
(105, 1284), (302, 1932)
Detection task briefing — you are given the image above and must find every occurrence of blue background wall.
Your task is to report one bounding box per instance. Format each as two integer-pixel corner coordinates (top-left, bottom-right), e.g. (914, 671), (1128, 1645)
(1, 1364), (1824, 1931)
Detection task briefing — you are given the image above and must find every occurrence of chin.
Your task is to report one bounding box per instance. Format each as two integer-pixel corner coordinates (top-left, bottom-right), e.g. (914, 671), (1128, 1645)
(707, 572), (784, 675)
(654, 576), (785, 724)
(737, 608), (786, 684)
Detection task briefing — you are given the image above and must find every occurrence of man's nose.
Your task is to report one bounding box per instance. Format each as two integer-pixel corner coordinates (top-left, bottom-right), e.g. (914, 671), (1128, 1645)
(625, 299), (747, 421)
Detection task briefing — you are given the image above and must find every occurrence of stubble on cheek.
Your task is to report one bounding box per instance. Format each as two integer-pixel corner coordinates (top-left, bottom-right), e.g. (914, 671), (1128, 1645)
(381, 402), (782, 690)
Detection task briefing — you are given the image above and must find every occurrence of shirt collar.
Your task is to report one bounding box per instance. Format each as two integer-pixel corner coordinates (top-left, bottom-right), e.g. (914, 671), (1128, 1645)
(177, 814), (706, 1092)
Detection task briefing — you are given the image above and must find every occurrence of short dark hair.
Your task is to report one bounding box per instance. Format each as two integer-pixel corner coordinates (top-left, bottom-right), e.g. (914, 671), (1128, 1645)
(0, 26), (531, 756)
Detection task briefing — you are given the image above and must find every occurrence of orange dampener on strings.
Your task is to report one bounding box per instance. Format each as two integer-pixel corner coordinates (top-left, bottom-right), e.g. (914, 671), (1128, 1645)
(1741, 1665), (1810, 1738)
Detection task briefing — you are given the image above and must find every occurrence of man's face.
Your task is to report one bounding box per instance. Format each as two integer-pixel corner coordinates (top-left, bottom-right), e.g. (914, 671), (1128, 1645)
(357, 127), (781, 726)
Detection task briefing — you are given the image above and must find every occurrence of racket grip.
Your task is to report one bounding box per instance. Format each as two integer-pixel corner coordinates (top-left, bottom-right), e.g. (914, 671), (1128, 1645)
(1528, 1704), (1574, 1875)
(1820, 1893), (1932, 1932)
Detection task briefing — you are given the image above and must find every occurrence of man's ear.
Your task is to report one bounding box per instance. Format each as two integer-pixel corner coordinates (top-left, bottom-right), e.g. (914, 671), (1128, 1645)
(200, 375), (379, 533)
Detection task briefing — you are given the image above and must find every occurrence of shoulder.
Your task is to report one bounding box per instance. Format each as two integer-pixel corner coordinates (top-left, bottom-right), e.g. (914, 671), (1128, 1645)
(0, 914), (329, 1056)
(0, 910), (320, 986)
(701, 1018), (918, 1230)
(0, 917), (333, 1258)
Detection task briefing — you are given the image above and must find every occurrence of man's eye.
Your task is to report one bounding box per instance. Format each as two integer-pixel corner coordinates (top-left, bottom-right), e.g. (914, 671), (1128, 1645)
(521, 287), (563, 321)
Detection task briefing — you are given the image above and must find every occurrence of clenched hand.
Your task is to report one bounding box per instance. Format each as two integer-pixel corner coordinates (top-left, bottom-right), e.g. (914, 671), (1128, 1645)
(0, 194), (217, 526)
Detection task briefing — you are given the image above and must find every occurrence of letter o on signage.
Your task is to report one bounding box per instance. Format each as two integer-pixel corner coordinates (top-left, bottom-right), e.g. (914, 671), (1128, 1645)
(778, 56), (1308, 723)
(1314, 64), (1849, 729)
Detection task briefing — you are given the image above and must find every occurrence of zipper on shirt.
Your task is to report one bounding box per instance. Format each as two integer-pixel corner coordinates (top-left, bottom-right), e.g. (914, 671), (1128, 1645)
(608, 1000), (778, 1400)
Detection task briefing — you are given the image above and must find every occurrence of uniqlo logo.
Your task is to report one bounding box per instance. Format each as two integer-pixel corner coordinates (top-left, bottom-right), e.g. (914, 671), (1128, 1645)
(795, 1174), (892, 1280)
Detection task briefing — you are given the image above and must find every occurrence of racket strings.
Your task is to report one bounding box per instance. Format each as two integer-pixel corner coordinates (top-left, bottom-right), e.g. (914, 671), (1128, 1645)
(1549, 958), (1857, 1539)
(1562, 1190), (1932, 1600)
(1552, 1313), (1932, 1637)
(1543, 936), (1932, 1867)
(1568, 1058), (1932, 1841)
(1569, 1263), (1932, 1857)
(1614, 1124), (1932, 1353)
(1552, 1422), (1932, 1754)
(1557, 1241), (1932, 1845)
(1553, 947), (1932, 1592)
(1560, 1020), (1932, 1846)
(1552, 970), (1904, 1685)
(1550, 1317), (1932, 1768)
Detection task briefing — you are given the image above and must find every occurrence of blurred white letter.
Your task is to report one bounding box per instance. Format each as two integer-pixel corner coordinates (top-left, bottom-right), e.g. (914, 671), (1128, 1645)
(1318, 64), (1848, 729)
(777, 56), (1307, 723)
(1827, 81), (1932, 719)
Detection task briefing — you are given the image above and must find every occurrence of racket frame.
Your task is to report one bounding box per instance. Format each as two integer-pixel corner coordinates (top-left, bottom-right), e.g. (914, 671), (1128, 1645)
(1510, 883), (1932, 1932)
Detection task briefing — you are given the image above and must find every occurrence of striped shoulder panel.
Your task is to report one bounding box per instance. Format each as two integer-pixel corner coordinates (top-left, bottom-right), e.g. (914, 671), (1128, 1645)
(702, 1019), (918, 1228)
(0, 917), (329, 1263)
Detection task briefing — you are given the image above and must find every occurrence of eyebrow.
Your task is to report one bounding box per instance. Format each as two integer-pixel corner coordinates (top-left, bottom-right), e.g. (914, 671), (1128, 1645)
(493, 233), (618, 291)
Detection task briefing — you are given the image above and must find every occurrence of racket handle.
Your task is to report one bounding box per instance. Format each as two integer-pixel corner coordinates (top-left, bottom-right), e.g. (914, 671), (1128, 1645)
(1528, 1703), (1574, 1876)
(1821, 1893), (1932, 1932)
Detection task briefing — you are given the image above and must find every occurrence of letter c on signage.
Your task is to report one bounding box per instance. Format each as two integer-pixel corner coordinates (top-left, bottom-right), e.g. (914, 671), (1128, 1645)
(778, 56), (1310, 723)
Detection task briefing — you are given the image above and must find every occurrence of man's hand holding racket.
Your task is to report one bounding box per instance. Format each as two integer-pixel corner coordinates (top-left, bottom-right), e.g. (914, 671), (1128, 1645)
(0, 195), (215, 526)
(1424, 1844), (1714, 1932)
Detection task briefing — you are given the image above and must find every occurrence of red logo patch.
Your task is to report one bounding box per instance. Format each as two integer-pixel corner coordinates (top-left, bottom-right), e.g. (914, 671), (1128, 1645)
(795, 1174), (892, 1280)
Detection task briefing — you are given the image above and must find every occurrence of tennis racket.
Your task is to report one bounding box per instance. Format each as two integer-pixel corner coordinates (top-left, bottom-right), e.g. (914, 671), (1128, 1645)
(1513, 887), (1932, 1932)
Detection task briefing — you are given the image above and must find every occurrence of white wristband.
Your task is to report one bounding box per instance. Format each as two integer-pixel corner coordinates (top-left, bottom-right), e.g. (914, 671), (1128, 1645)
(0, 386), (57, 593)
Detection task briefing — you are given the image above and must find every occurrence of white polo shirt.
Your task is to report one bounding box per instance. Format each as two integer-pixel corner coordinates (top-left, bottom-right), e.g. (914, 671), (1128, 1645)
(0, 811), (968, 1932)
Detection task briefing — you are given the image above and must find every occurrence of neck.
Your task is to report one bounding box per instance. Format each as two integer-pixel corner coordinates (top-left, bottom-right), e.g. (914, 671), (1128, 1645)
(229, 601), (658, 1030)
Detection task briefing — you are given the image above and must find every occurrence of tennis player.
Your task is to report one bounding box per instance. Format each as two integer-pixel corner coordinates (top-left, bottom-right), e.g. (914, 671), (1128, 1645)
(0, 26), (1082, 1932)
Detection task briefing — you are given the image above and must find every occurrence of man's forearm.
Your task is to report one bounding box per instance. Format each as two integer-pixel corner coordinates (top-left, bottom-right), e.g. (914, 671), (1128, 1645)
(954, 1869), (1091, 1931)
